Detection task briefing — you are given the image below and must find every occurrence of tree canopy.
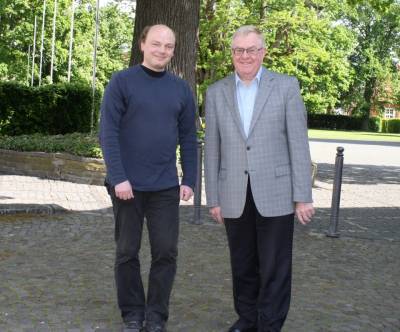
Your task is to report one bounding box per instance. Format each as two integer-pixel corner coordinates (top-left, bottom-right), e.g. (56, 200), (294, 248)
(0, 0), (133, 88)
(198, 0), (400, 115)
(1, 0), (399, 115)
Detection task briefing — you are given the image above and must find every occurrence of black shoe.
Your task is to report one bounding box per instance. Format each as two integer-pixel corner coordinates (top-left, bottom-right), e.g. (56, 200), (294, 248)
(145, 320), (166, 332)
(123, 320), (144, 332)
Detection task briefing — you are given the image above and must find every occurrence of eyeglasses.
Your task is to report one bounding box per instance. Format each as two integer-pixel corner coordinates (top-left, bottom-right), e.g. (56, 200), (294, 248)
(232, 47), (263, 56)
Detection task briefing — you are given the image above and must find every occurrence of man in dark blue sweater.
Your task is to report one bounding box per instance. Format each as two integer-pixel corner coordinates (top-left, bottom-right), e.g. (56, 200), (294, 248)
(99, 24), (197, 332)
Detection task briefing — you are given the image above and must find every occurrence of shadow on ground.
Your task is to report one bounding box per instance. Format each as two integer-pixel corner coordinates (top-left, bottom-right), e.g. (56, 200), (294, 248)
(0, 205), (399, 331)
(316, 163), (400, 185)
(0, 203), (66, 215)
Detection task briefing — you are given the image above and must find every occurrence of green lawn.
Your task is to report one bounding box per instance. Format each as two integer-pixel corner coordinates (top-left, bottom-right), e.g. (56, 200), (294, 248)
(308, 129), (400, 142)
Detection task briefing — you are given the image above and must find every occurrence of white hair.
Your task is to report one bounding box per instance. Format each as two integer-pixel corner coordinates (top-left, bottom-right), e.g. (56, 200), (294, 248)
(231, 25), (266, 48)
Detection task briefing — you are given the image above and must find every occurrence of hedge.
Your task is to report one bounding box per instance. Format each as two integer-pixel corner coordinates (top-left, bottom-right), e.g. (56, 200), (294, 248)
(381, 119), (400, 133)
(0, 81), (101, 135)
(0, 133), (102, 158)
(308, 113), (362, 130)
(307, 113), (382, 132)
(367, 117), (381, 132)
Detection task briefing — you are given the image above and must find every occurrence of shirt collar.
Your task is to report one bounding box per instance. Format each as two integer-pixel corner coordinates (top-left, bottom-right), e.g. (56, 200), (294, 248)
(235, 66), (263, 87)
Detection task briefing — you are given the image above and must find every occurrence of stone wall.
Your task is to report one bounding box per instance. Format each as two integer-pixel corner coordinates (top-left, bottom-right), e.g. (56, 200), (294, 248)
(0, 149), (106, 185)
(0, 149), (317, 187)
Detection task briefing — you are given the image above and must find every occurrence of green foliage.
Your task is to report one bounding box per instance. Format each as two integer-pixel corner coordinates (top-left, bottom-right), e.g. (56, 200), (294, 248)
(0, 0), (133, 87)
(197, 0), (246, 108)
(197, 0), (400, 116)
(368, 116), (381, 132)
(2, 0), (400, 123)
(0, 81), (101, 135)
(0, 132), (102, 158)
(198, 0), (355, 113)
(308, 113), (364, 130)
(340, 0), (400, 116)
(260, 0), (355, 113)
(381, 119), (400, 133)
(372, 70), (400, 116)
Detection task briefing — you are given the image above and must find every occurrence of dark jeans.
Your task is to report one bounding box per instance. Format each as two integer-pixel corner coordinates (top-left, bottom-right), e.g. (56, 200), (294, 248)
(224, 182), (294, 332)
(106, 184), (180, 324)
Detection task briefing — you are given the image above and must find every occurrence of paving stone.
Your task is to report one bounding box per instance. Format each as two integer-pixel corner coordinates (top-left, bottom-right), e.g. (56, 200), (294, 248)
(0, 141), (400, 331)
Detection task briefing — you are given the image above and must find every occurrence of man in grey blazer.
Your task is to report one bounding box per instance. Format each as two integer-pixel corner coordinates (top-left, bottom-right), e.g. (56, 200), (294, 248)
(204, 25), (315, 332)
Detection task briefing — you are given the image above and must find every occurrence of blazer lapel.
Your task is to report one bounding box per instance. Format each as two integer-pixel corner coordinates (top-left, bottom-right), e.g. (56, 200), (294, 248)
(247, 68), (275, 138)
(222, 75), (247, 141)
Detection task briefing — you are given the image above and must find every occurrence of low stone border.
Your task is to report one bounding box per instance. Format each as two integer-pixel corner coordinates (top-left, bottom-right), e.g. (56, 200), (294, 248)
(0, 149), (106, 185)
(0, 203), (67, 215)
(0, 149), (317, 187)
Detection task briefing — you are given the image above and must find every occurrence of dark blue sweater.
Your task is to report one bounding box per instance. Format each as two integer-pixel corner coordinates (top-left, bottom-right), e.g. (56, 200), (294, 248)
(99, 65), (197, 191)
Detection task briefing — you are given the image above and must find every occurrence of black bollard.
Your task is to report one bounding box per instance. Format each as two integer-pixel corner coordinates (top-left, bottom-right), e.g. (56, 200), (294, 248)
(326, 146), (344, 238)
(193, 140), (203, 224)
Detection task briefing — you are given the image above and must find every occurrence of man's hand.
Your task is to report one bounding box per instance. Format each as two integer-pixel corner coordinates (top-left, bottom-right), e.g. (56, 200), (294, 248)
(180, 185), (194, 201)
(210, 206), (224, 224)
(115, 180), (134, 200)
(295, 202), (315, 225)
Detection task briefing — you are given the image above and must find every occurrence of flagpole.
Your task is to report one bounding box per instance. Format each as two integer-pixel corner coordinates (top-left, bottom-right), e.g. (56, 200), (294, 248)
(31, 16), (38, 86)
(38, 0), (47, 86)
(26, 45), (31, 86)
(50, 0), (58, 83)
(91, 0), (100, 133)
(67, 0), (76, 82)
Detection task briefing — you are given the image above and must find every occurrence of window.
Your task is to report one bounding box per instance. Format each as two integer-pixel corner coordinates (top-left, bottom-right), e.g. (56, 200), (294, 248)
(384, 107), (396, 119)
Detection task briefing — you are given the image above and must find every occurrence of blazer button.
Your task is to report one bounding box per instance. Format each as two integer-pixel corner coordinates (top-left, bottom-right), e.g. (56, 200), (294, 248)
(246, 146), (251, 150)
(244, 170), (248, 174)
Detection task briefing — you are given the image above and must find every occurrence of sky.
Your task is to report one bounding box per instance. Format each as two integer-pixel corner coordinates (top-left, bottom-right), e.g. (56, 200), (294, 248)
(99, 0), (109, 7)
(99, 0), (136, 8)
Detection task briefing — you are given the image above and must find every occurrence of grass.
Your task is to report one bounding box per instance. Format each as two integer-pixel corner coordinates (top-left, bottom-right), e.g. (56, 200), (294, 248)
(308, 129), (400, 142)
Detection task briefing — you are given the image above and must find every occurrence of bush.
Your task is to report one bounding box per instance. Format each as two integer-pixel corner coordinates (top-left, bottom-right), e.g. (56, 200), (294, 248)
(381, 119), (400, 133)
(0, 133), (102, 158)
(368, 117), (381, 132)
(307, 114), (364, 130)
(0, 81), (102, 135)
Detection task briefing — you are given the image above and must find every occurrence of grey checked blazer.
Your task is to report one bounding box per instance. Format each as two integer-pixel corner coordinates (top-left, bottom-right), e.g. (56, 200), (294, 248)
(204, 67), (313, 218)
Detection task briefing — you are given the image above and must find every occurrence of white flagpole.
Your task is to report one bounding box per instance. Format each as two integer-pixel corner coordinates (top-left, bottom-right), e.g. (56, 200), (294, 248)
(31, 16), (38, 86)
(50, 0), (58, 83)
(38, 0), (47, 86)
(91, 0), (100, 133)
(27, 45), (31, 86)
(67, 0), (76, 82)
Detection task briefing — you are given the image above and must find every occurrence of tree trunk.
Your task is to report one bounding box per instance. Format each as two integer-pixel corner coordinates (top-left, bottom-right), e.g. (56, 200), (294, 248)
(129, 0), (200, 95)
(361, 76), (377, 130)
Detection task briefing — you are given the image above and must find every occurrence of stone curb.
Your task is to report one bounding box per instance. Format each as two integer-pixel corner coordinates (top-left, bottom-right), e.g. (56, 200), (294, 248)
(0, 149), (106, 185)
(0, 203), (67, 215)
(0, 149), (186, 186)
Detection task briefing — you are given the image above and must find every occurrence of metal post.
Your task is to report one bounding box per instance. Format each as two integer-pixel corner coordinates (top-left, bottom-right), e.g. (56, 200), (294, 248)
(38, 0), (47, 86)
(326, 146), (344, 238)
(31, 16), (38, 86)
(50, 0), (58, 83)
(26, 45), (31, 86)
(90, 0), (100, 133)
(193, 140), (203, 224)
(67, 0), (76, 82)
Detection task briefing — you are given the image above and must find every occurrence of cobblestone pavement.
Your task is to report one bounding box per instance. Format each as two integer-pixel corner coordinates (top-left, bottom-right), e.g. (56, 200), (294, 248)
(0, 140), (399, 332)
